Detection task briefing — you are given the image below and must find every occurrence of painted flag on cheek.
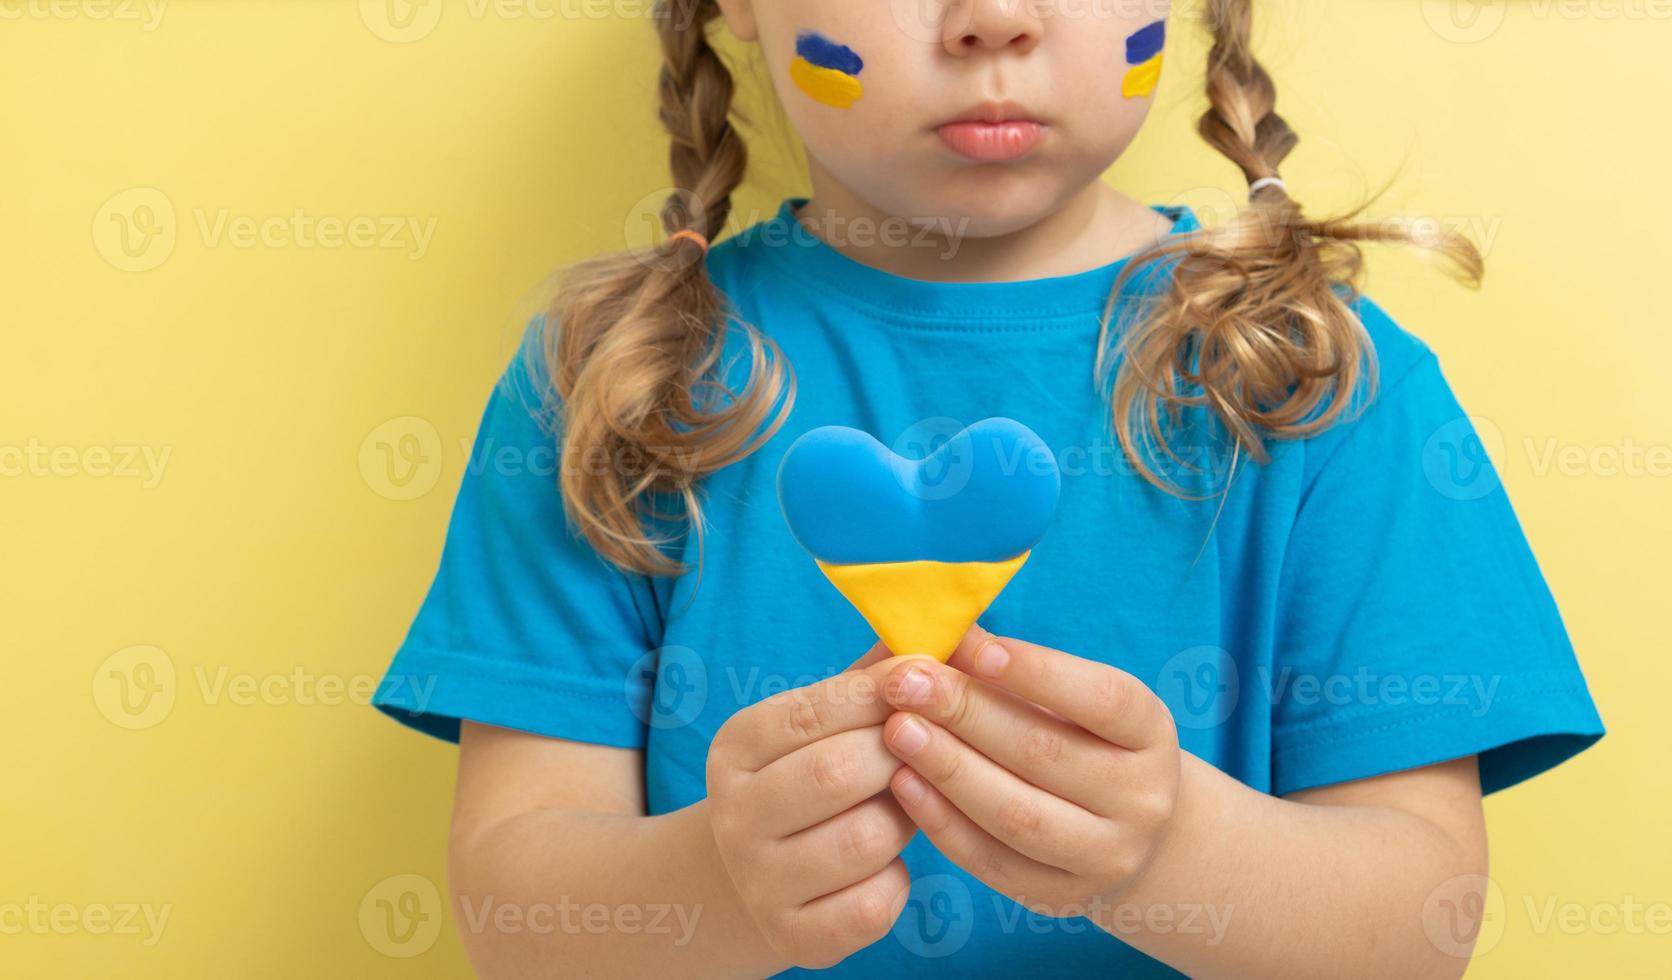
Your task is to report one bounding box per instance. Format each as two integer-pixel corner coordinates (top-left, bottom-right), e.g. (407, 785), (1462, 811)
(1123, 20), (1166, 98)
(790, 31), (866, 109)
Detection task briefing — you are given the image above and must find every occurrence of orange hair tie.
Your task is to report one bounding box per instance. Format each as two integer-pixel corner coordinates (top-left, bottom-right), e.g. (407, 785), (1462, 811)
(668, 228), (710, 253)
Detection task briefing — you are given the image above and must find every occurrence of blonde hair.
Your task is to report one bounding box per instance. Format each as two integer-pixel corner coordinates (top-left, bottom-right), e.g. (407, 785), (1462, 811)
(543, 0), (1484, 575)
(1099, 0), (1481, 495)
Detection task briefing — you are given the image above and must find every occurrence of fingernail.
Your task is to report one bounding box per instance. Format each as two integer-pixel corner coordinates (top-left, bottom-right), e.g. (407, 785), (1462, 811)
(974, 639), (1010, 678)
(893, 667), (931, 705)
(894, 772), (927, 805)
(891, 716), (929, 756)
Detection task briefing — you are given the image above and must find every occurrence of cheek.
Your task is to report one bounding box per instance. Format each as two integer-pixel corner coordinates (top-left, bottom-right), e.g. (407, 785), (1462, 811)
(1119, 16), (1168, 100)
(760, 10), (1170, 184)
(1052, 24), (1162, 149)
(786, 30), (867, 111)
(1060, 10), (1171, 104)
(1087, 97), (1154, 162)
(769, 25), (916, 161)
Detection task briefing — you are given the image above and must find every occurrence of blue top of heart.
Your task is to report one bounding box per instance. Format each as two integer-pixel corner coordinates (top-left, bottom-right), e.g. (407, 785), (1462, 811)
(776, 417), (1061, 565)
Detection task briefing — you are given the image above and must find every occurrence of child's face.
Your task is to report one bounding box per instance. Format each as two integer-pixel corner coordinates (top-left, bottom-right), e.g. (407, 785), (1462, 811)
(718, 0), (1172, 232)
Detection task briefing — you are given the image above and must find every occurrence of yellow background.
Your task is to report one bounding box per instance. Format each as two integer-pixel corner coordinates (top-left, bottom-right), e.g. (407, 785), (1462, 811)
(3, 1), (1667, 975)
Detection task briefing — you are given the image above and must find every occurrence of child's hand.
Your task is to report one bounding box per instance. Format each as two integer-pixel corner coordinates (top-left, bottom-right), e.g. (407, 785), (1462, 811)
(704, 645), (917, 970)
(878, 627), (1181, 915)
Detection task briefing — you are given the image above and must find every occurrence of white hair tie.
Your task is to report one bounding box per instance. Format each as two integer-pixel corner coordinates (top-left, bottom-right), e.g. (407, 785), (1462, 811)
(1248, 176), (1288, 200)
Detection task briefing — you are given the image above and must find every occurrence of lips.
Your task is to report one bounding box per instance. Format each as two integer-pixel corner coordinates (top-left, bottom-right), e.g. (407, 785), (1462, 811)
(936, 120), (1044, 162)
(934, 102), (1046, 162)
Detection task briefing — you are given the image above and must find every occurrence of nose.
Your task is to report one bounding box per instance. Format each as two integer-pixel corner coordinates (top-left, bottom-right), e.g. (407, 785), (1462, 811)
(942, 0), (1044, 56)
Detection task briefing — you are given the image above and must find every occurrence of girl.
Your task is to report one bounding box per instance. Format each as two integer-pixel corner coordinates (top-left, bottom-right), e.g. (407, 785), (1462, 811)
(375, 1), (1604, 976)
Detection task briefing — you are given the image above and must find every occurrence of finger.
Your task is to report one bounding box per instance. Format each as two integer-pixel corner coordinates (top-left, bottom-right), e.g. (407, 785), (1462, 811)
(734, 654), (897, 771)
(752, 725), (902, 836)
(882, 712), (1108, 871)
(774, 795), (917, 904)
(784, 857), (911, 968)
(880, 656), (1125, 815)
(889, 767), (1076, 905)
(947, 627), (1173, 750)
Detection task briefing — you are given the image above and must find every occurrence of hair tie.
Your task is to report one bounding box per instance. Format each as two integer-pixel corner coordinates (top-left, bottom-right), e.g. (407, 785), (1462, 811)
(668, 228), (710, 253)
(1247, 176), (1288, 200)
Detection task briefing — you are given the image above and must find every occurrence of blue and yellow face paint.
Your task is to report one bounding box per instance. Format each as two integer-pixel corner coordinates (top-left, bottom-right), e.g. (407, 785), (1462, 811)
(790, 31), (865, 109)
(1123, 20), (1166, 98)
(777, 418), (1061, 661)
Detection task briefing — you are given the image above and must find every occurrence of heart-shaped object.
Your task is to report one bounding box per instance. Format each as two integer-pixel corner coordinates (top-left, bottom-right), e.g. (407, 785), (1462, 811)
(777, 418), (1061, 661)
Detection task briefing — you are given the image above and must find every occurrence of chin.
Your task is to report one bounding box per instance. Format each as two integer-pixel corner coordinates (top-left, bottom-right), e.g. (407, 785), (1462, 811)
(899, 178), (1070, 240)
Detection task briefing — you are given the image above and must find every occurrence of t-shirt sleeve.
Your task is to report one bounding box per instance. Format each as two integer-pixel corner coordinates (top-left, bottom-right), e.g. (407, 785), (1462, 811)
(1270, 306), (1604, 797)
(371, 315), (663, 748)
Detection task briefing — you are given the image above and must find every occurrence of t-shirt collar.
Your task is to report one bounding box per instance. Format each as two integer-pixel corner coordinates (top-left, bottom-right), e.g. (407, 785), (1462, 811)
(740, 195), (1202, 324)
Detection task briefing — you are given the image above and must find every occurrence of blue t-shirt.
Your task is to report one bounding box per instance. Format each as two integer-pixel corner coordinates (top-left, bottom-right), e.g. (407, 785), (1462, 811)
(374, 196), (1604, 977)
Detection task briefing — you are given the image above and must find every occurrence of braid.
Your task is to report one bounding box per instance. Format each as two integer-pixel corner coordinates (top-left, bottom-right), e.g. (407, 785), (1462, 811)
(1199, 0), (1296, 193)
(542, 0), (793, 575)
(656, 0), (746, 252)
(1101, 0), (1483, 496)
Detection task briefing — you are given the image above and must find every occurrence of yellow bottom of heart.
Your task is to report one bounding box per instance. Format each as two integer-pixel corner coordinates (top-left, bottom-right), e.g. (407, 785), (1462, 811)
(815, 552), (1030, 662)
